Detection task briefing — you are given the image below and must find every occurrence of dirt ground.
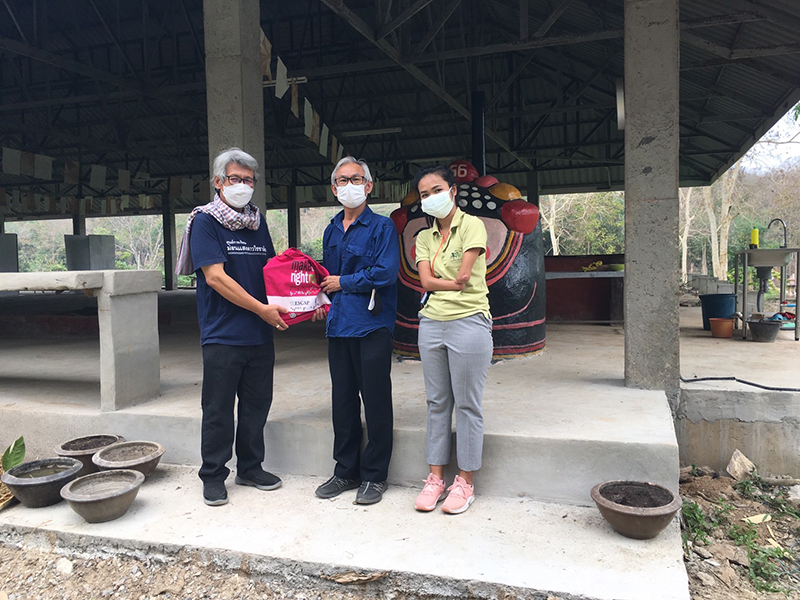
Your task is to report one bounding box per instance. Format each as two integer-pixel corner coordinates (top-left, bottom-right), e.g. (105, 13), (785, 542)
(680, 467), (800, 600)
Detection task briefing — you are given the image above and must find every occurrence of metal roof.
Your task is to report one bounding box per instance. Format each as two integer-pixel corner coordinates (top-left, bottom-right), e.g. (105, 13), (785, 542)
(1, 0), (799, 220)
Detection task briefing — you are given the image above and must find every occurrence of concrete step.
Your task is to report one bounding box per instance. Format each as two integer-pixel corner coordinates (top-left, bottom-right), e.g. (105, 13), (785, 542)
(1, 321), (679, 507)
(0, 465), (690, 600)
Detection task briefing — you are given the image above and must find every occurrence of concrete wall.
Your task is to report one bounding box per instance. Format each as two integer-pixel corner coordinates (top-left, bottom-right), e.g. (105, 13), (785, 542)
(676, 388), (800, 477)
(65, 235), (115, 270)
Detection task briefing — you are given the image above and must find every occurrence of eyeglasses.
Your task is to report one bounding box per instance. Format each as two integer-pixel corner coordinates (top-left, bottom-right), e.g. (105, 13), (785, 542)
(334, 175), (368, 187)
(225, 175), (256, 187)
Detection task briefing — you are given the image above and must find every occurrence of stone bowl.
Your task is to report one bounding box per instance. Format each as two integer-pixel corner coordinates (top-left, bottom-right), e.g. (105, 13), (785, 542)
(92, 441), (165, 477)
(1, 457), (83, 508)
(55, 434), (125, 477)
(590, 480), (682, 540)
(60, 469), (145, 523)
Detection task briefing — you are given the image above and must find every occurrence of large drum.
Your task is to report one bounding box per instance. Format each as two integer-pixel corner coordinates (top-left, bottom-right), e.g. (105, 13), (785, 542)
(391, 178), (546, 359)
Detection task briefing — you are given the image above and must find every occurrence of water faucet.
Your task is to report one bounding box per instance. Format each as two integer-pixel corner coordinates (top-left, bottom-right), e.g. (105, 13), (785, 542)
(768, 218), (788, 248)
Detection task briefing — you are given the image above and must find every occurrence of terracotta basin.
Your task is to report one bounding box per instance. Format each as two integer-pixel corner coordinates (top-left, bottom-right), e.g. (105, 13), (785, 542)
(61, 469), (145, 523)
(92, 441), (165, 477)
(590, 480), (682, 540)
(55, 434), (125, 477)
(1, 458), (83, 508)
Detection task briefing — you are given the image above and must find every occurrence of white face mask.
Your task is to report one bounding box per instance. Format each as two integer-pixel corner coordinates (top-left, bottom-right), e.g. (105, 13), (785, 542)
(222, 183), (254, 208)
(335, 183), (367, 209)
(421, 189), (454, 219)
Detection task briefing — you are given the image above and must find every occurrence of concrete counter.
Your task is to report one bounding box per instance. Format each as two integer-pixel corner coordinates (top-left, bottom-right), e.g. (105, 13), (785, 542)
(0, 270), (161, 411)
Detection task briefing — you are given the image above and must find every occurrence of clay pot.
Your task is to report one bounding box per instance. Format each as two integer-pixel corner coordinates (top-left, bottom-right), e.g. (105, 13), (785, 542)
(1, 458), (83, 508)
(590, 480), (682, 540)
(92, 441), (165, 477)
(55, 434), (125, 477)
(709, 318), (734, 338)
(61, 469), (145, 523)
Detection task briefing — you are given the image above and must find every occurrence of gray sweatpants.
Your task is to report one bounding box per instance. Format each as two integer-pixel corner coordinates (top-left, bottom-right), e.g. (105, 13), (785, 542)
(418, 312), (493, 472)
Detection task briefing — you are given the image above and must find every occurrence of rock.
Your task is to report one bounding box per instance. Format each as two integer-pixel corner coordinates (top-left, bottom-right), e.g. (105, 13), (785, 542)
(727, 449), (756, 481)
(693, 546), (712, 559)
(788, 485), (800, 509)
(708, 543), (736, 562)
(696, 571), (716, 587)
(718, 563), (736, 587)
(679, 466), (693, 483)
(732, 548), (749, 568)
(55, 558), (73, 576)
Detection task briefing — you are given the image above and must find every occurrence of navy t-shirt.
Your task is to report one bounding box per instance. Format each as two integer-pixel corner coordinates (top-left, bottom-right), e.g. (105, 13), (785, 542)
(190, 212), (276, 346)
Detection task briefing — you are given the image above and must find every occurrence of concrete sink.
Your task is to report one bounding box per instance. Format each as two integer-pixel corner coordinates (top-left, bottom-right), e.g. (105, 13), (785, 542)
(745, 249), (794, 267)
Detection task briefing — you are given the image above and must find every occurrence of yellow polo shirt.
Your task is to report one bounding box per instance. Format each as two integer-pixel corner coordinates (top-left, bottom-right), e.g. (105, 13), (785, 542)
(415, 208), (491, 321)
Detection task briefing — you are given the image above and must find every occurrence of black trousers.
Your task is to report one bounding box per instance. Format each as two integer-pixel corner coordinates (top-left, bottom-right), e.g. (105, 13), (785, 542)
(328, 329), (394, 482)
(199, 342), (275, 483)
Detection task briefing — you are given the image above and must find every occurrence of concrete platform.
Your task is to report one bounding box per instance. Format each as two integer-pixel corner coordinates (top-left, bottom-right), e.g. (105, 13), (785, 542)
(0, 290), (695, 598)
(0, 291), (679, 506)
(0, 465), (690, 600)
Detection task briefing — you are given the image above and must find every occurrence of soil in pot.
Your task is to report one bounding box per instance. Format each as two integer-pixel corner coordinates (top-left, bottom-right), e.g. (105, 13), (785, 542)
(56, 434), (125, 477)
(591, 480), (682, 540)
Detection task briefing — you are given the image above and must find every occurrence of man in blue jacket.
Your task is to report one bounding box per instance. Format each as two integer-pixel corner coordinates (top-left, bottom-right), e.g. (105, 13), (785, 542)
(312, 156), (400, 505)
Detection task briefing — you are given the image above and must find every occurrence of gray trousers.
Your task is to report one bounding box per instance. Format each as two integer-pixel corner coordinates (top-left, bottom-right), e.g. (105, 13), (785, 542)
(418, 313), (493, 472)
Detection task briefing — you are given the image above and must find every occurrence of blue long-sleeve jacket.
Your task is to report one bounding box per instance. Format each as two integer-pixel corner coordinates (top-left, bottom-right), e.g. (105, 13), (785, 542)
(322, 206), (400, 337)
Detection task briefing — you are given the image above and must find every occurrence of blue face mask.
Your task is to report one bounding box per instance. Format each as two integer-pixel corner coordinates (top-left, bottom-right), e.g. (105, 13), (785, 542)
(421, 189), (454, 219)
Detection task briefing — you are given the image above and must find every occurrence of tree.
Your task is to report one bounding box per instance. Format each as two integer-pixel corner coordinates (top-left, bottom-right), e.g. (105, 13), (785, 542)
(679, 187), (697, 283)
(701, 159), (743, 280)
(539, 194), (577, 255)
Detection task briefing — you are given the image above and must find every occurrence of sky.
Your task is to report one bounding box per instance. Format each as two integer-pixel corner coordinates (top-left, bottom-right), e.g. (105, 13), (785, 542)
(740, 106), (800, 172)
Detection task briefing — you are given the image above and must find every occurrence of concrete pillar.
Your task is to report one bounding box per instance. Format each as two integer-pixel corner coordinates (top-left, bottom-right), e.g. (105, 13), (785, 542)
(73, 212), (86, 236)
(287, 181), (300, 249)
(162, 195), (177, 290)
(203, 0), (266, 212)
(0, 233), (18, 272)
(94, 270), (161, 411)
(623, 0), (680, 391)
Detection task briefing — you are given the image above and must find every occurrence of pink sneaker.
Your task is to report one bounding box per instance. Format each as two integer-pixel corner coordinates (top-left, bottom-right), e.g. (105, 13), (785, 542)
(414, 473), (446, 512)
(441, 475), (475, 514)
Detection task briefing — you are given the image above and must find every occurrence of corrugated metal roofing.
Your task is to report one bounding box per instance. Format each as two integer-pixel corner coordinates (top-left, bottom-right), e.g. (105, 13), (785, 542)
(1, 0), (799, 220)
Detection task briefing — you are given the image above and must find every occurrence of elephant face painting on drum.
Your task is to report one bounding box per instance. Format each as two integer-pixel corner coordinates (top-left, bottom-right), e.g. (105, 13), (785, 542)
(391, 163), (546, 359)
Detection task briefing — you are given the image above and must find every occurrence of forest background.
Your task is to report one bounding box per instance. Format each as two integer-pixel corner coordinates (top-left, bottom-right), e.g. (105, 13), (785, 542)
(6, 111), (800, 288)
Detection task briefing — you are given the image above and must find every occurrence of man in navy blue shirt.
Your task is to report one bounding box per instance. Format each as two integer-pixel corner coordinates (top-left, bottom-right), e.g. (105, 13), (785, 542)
(312, 157), (400, 505)
(184, 147), (288, 506)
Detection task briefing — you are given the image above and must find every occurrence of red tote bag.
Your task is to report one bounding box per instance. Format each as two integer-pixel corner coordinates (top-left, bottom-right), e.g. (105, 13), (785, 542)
(263, 248), (331, 325)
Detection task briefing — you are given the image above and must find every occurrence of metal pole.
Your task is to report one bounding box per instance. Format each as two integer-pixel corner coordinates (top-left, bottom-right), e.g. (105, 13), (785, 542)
(471, 90), (486, 176)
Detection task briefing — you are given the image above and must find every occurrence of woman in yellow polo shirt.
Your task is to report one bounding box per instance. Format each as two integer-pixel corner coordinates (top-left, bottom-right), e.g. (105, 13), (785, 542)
(411, 165), (493, 514)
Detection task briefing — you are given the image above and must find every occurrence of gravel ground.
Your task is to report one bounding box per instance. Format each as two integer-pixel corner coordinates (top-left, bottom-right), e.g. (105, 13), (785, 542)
(0, 542), (567, 600)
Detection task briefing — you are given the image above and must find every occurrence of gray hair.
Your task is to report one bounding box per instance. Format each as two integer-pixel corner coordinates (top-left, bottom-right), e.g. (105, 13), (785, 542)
(330, 156), (373, 185)
(212, 147), (259, 184)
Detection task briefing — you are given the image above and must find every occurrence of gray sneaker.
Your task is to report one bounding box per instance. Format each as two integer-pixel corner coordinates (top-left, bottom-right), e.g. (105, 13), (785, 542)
(355, 481), (387, 505)
(315, 475), (361, 499)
